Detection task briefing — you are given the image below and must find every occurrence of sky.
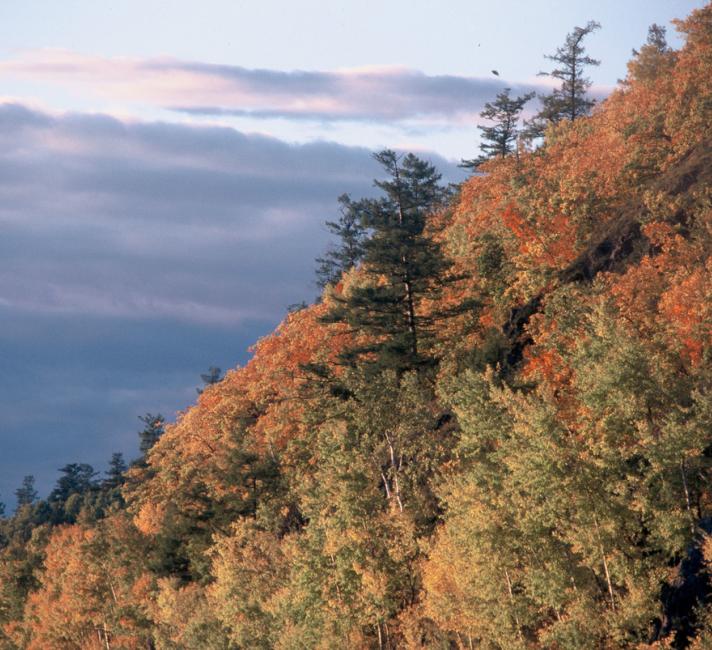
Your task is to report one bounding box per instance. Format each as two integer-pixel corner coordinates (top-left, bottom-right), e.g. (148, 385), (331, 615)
(0, 0), (706, 508)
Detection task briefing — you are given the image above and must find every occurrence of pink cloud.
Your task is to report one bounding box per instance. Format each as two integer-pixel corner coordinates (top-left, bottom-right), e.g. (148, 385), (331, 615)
(0, 49), (559, 122)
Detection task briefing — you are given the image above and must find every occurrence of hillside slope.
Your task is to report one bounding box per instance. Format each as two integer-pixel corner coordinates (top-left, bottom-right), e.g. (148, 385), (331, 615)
(1, 4), (711, 649)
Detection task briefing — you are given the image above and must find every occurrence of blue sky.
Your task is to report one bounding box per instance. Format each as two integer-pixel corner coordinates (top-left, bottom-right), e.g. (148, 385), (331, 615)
(0, 0), (706, 508)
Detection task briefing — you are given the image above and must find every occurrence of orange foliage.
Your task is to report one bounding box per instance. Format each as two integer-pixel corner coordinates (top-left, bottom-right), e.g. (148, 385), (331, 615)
(500, 204), (577, 269)
(126, 301), (351, 536)
(659, 261), (712, 365)
(20, 517), (150, 650)
(607, 221), (710, 366)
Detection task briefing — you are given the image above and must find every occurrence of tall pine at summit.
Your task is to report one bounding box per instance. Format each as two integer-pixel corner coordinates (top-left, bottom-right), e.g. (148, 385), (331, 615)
(325, 150), (470, 372)
(526, 20), (601, 138)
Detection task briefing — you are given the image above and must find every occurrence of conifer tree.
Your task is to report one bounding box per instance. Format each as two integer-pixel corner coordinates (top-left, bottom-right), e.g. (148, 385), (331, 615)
(315, 193), (367, 289)
(628, 24), (674, 84)
(14, 475), (38, 507)
(525, 21), (601, 139)
(138, 413), (165, 456)
(104, 452), (128, 488)
(197, 366), (222, 395)
(325, 150), (470, 372)
(49, 464), (97, 503)
(461, 88), (534, 169)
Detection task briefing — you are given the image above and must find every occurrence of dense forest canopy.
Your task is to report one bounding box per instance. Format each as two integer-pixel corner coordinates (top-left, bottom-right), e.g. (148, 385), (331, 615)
(1, 4), (711, 648)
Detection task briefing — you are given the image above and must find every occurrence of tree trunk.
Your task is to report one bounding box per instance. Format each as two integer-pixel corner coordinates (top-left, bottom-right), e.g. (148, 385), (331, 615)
(391, 156), (419, 359)
(103, 621), (111, 650)
(384, 430), (404, 512)
(505, 568), (524, 642)
(593, 515), (616, 611)
(680, 458), (696, 533)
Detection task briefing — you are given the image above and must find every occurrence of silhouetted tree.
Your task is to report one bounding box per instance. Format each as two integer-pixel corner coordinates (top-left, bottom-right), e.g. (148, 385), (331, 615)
(315, 193), (368, 289)
(49, 464), (97, 502)
(138, 413), (165, 456)
(197, 367), (222, 395)
(104, 452), (128, 488)
(525, 20), (601, 139)
(461, 87), (534, 169)
(14, 476), (38, 507)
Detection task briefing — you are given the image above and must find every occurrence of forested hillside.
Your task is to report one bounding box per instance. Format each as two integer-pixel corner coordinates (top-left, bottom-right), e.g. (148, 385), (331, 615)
(1, 4), (711, 649)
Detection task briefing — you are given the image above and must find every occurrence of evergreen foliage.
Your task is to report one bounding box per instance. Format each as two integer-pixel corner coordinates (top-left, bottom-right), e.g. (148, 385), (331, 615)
(104, 452), (128, 488)
(525, 20), (601, 139)
(49, 463), (98, 503)
(14, 476), (38, 508)
(315, 193), (368, 289)
(324, 149), (473, 372)
(197, 366), (222, 395)
(461, 87), (535, 169)
(138, 412), (165, 456)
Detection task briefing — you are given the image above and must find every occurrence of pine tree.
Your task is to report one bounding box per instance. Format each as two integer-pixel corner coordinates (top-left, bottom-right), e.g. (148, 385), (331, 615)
(525, 21), (601, 139)
(315, 193), (367, 289)
(49, 464), (97, 502)
(104, 452), (128, 488)
(461, 88), (534, 169)
(324, 150), (470, 372)
(196, 366), (222, 395)
(14, 475), (38, 507)
(628, 24), (674, 84)
(138, 413), (165, 456)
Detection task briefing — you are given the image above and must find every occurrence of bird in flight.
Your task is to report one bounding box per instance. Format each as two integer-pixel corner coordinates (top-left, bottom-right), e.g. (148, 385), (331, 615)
(491, 69), (500, 76)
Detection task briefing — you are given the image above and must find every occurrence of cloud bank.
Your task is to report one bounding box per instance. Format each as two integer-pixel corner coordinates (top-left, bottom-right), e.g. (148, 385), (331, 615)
(0, 50), (548, 123)
(0, 101), (444, 324)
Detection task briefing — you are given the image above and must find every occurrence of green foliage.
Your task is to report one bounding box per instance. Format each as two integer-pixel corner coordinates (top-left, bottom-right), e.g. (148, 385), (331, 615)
(315, 193), (368, 289)
(14, 476), (37, 508)
(325, 149), (473, 373)
(461, 88), (535, 169)
(49, 463), (97, 504)
(197, 366), (223, 395)
(138, 412), (165, 456)
(525, 20), (601, 139)
(104, 452), (128, 489)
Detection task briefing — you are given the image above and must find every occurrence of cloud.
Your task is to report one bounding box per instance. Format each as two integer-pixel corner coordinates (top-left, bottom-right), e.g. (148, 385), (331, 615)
(0, 102), (466, 327)
(0, 50), (550, 123)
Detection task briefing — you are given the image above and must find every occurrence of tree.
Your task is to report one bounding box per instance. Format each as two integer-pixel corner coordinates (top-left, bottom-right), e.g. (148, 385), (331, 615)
(640, 22), (669, 53)
(104, 453), (128, 488)
(14, 476), (38, 508)
(628, 24), (674, 84)
(324, 150), (468, 372)
(19, 516), (155, 649)
(196, 366), (223, 395)
(315, 193), (367, 289)
(461, 88), (534, 169)
(209, 521), (289, 648)
(138, 413), (165, 456)
(49, 464), (97, 503)
(525, 21), (601, 139)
